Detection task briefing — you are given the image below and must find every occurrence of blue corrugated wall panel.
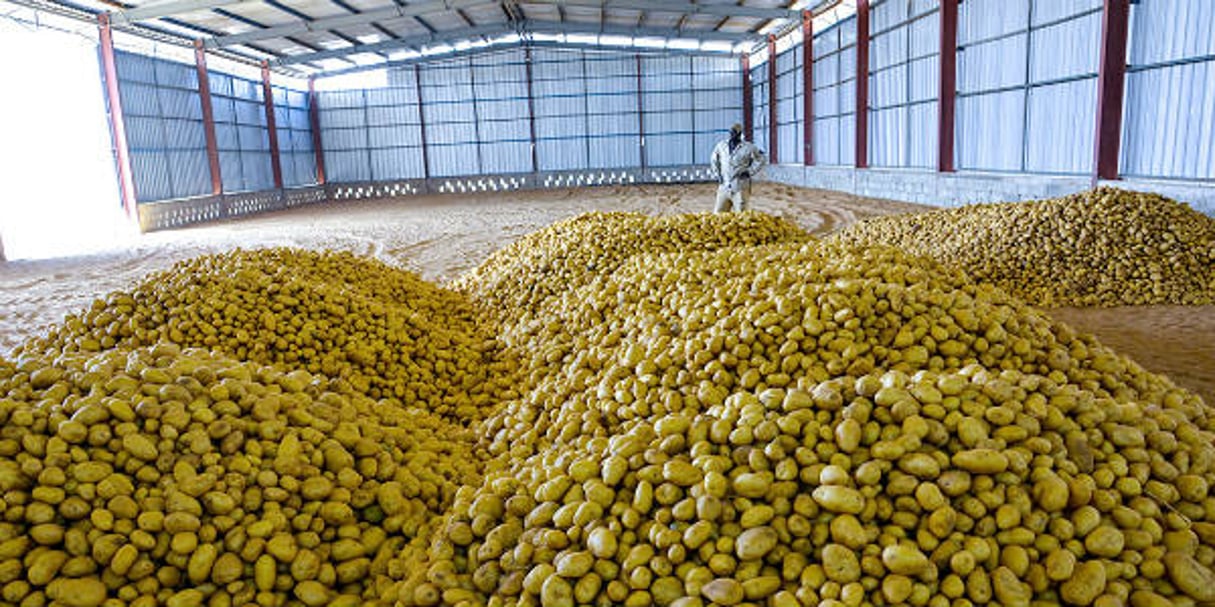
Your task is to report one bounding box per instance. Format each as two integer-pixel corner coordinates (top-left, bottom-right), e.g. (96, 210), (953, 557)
(114, 50), (211, 201)
(1121, 0), (1215, 180)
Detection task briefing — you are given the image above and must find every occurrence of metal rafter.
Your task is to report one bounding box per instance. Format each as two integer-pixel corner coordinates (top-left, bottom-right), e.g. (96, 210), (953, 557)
(204, 0), (489, 48)
(262, 0), (364, 48)
(319, 36), (738, 78)
(272, 18), (762, 66)
(211, 7), (327, 55)
(521, 0), (801, 20)
(107, 0), (257, 24)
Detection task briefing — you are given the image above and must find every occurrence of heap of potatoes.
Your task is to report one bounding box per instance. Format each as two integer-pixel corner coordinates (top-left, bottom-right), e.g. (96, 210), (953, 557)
(0, 343), (483, 607)
(828, 188), (1215, 306)
(384, 220), (1215, 607)
(5, 208), (1215, 607)
(19, 249), (520, 423)
(453, 211), (809, 319)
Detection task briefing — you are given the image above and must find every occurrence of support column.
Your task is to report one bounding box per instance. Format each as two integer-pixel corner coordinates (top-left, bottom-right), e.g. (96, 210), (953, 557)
(97, 13), (137, 217)
(308, 76), (326, 184)
(193, 40), (222, 194)
(802, 10), (814, 166)
(937, 0), (958, 172)
(414, 65), (431, 179)
(767, 35), (778, 163)
(636, 54), (646, 170)
(260, 62), (283, 189)
(742, 54), (754, 141)
(855, 0), (870, 169)
(524, 48), (539, 173)
(1093, 0), (1130, 182)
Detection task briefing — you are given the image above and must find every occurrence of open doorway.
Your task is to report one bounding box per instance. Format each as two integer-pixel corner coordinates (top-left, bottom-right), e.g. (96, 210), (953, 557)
(0, 11), (135, 261)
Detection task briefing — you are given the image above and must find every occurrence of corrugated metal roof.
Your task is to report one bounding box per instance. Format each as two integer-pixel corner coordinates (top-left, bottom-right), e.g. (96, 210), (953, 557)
(15, 0), (840, 76)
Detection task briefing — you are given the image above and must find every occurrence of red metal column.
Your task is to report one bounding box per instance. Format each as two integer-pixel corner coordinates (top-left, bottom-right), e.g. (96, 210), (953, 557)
(937, 0), (958, 172)
(307, 76), (326, 184)
(855, 0), (870, 169)
(97, 14), (137, 217)
(524, 48), (539, 173)
(742, 54), (754, 141)
(193, 40), (223, 194)
(1093, 0), (1130, 182)
(414, 65), (431, 179)
(802, 11), (814, 166)
(767, 35), (779, 163)
(261, 62), (283, 189)
(636, 54), (646, 170)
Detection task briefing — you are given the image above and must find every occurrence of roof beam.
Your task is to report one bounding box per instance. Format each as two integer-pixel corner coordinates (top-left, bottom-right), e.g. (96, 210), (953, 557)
(318, 36), (738, 78)
(272, 19), (760, 66)
(271, 22), (505, 65)
(205, 0), (493, 48)
(537, 20), (758, 42)
(520, 0), (802, 20)
(107, 0), (258, 24)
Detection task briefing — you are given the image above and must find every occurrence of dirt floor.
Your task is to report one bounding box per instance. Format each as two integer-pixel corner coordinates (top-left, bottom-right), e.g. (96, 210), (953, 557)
(1, 181), (1211, 404)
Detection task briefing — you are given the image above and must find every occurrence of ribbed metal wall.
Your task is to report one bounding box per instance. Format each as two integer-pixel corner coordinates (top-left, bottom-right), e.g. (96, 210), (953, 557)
(812, 17), (858, 165)
(473, 51), (532, 174)
(316, 47), (740, 183)
(956, 0), (1100, 174)
(272, 85), (317, 187)
(642, 56), (695, 167)
(1122, 0), (1215, 180)
(774, 46), (803, 165)
(421, 57), (480, 177)
(751, 60), (768, 156)
(114, 50), (211, 202)
(586, 53), (640, 169)
(533, 49), (591, 171)
(869, 0), (939, 168)
(318, 89), (371, 182)
(212, 72), (275, 192)
(694, 56), (743, 166)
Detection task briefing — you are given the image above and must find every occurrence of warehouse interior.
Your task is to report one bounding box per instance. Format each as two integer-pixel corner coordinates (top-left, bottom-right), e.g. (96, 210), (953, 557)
(1, 0), (1215, 606)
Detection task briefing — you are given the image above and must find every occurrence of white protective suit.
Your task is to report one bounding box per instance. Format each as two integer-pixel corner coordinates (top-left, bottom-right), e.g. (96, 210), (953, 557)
(709, 136), (767, 212)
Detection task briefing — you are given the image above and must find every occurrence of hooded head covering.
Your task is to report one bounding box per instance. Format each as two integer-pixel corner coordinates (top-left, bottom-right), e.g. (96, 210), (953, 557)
(729, 123), (743, 151)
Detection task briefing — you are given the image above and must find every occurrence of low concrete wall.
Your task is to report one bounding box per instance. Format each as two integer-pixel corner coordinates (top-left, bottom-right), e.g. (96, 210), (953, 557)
(763, 165), (1215, 216)
(137, 165), (717, 232)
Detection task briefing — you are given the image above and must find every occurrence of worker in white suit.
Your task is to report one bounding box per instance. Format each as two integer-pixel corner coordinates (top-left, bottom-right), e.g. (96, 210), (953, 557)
(709, 123), (767, 213)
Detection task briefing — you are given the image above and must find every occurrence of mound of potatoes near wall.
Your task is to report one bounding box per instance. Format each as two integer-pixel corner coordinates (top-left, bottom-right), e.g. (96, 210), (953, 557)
(387, 222), (1215, 607)
(4, 208), (1215, 607)
(829, 188), (1215, 306)
(19, 249), (520, 423)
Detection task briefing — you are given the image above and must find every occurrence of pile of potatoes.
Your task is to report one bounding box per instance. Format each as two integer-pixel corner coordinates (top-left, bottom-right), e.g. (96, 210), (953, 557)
(6, 208), (1215, 607)
(0, 342), (483, 607)
(19, 249), (520, 423)
(453, 211), (809, 319)
(828, 188), (1215, 306)
(383, 220), (1215, 607)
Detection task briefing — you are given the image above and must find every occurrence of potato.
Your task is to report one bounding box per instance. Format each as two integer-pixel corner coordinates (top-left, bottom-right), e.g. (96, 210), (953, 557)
(46, 577), (106, 607)
(1061, 561), (1107, 606)
(1163, 552), (1215, 602)
(822, 544), (861, 583)
(812, 486), (865, 514)
(882, 544), (930, 576)
(735, 527), (778, 561)
(700, 579), (743, 606)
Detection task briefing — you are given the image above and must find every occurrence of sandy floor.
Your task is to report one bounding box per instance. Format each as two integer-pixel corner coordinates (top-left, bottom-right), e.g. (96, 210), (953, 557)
(1, 181), (1211, 404)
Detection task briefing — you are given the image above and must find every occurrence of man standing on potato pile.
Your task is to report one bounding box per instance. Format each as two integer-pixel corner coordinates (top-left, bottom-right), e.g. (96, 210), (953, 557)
(709, 122), (767, 213)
